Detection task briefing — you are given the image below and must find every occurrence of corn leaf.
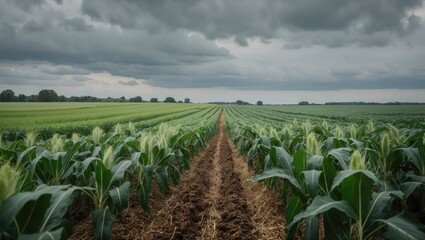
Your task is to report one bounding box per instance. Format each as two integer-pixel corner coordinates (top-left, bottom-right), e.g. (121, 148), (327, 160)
(402, 148), (424, 175)
(269, 146), (293, 170)
(250, 168), (302, 192)
(378, 212), (425, 240)
(288, 195), (357, 230)
(92, 208), (113, 240)
(302, 170), (322, 197)
(293, 150), (307, 176)
(327, 147), (351, 170)
(364, 191), (404, 229)
(109, 181), (130, 217)
(110, 160), (131, 184)
(400, 182), (422, 199)
(36, 185), (81, 232)
(304, 216), (319, 240)
(286, 195), (303, 224)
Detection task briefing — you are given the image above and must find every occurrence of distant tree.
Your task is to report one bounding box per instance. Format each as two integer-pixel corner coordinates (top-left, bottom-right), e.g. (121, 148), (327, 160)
(57, 95), (68, 102)
(178, 100), (183, 103)
(18, 94), (26, 102)
(235, 100), (250, 105)
(164, 97), (176, 103)
(150, 98), (158, 103)
(69, 96), (78, 102)
(184, 98), (190, 103)
(27, 95), (38, 102)
(129, 96), (143, 102)
(38, 89), (58, 102)
(0, 89), (16, 102)
(256, 101), (263, 106)
(299, 101), (310, 105)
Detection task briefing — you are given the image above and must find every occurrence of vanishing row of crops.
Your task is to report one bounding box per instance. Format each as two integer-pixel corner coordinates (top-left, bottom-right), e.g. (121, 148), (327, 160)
(0, 103), (212, 140)
(0, 105), (220, 239)
(225, 105), (425, 239)
(230, 105), (425, 129)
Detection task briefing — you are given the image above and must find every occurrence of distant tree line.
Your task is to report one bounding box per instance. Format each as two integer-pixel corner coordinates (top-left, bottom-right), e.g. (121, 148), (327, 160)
(0, 89), (191, 103)
(324, 101), (425, 105)
(208, 100), (264, 105)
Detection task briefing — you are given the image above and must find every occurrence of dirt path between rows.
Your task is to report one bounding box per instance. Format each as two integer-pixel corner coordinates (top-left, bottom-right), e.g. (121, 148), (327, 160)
(71, 111), (285, 239)
(142, 112), (285, 239)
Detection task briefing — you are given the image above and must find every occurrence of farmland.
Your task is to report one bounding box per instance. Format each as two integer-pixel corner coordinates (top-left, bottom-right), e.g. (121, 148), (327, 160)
(0, 103), (212, 139)
(0, 103), (425, 239)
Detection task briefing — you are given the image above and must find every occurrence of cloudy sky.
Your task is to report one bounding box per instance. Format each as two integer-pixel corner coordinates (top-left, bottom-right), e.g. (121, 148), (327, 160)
(1, 0), (425, 104)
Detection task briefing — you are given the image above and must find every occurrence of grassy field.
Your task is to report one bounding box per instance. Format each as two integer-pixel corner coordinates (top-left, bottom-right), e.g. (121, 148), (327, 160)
(0, 102), (212, 137)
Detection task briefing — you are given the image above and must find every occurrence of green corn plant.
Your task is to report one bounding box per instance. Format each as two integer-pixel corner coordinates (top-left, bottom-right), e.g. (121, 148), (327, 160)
(131, 132), (175, 210)
(103, 146), (114, 170)
(350, 124), (358, 140)
(401, 132), (425, 178)
(349, 150), (366, 170)
(250, 146), (327, 238)
(72, 133), (80, 144)
(169, 128), (206, 173)
(24, 132), (37, 148)
(280, 126), (293, 144)
(366, 132), (404, 190)
(81, 145), (131, 210)
(306, 132), (322, 156)
(232, 125), (259, 155)
(51, 134), (64, 152)
(366, 120), (375, 133)
(287, 150), (425, 239)
(335, 125), (344, 139)
(388, 123), (405, 146)
(268, 127), (280, 140)
(128, 122), (136, 136)
(400, 132), (425, 219)
(321, 120), (330, 133)
(31, 141), (86, 185)
(252, 146), (321, 196)
(0, 163), (21, 209)
(288, 171), (425, 239)
(0, 185), (85, 240)
(114, 123), (123, 135)
(300, 120), (312, 138)
(92, 126), (104, 145)
(80, 147), (132, 240)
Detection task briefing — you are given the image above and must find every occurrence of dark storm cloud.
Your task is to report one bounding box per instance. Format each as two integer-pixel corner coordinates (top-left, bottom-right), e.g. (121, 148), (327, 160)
(6, 0), (63, 11)
(0, 0), (425, 93)
(81, 0), (423, 47)
(0, 7), (231, 66)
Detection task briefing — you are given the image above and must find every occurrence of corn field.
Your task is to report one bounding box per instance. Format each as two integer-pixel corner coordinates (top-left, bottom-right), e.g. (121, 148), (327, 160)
(225, 105), (425, 239)
(1, 103), (425, 239)
(0, 104), (220, 239)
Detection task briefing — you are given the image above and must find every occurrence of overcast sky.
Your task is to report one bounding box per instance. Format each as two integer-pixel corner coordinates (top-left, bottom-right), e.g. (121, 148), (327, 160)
(1, 0), (425, 104)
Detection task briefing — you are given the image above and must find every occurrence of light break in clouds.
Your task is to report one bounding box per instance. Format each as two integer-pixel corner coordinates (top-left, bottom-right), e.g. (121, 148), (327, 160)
(1, 0), (425, 103)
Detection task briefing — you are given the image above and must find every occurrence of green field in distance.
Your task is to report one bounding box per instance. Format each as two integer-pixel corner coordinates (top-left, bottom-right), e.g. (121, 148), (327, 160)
(0, 102), (212, 137)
